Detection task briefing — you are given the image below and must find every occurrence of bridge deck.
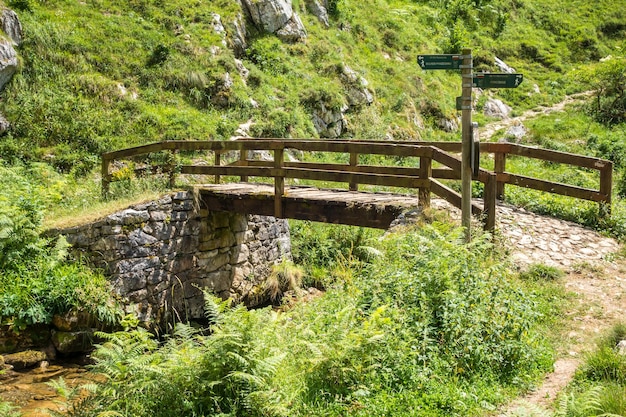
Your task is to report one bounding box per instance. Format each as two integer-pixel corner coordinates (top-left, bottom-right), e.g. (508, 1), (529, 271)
(196, 183), (422, 229)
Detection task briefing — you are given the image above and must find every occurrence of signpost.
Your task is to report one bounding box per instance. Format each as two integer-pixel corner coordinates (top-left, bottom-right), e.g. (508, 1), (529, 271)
(473, 73), (523, 89)
(417, 49), (523, 241)
(417, 54), (464, 70)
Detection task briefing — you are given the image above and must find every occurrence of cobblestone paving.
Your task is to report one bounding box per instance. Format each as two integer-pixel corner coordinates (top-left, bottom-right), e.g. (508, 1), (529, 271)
(431, 199), (621, 269)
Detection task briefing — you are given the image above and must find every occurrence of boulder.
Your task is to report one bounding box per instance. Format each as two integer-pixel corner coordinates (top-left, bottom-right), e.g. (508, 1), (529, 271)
(242, 0), (292, 33)
(340, 65), (374, 107)
(311, 103), (348, 138)
(502, 122), (527, 143)
(618, 340), (626, 355)
(1, 8), (22, 46)
(52, 310), (95, 332)
(495, 56), (515, 74)
(241, 0), (306, 42)
(0, 39), (17, 91)
(3, 350), (47, 370)
(305, 0), (329, 27)
(276, 13), (307, 42)
(437, 117), (459, 132)
(483, 98), (511, 119)
(51, 330), (94, 354)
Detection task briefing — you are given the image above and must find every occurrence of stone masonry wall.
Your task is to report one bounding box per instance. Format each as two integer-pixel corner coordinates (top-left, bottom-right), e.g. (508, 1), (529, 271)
(58, 191), (291, 325)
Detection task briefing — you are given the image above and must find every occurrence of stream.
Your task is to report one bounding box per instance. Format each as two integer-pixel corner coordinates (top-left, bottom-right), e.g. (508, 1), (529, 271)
(0, 359), (92, 417)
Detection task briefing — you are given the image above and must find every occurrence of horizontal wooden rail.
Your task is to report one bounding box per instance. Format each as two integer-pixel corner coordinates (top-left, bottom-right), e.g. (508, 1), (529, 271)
(102, 137), (613, 231)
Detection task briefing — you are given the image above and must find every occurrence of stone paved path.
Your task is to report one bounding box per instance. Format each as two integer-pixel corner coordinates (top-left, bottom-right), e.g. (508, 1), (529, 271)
(431, 199), (621, 269)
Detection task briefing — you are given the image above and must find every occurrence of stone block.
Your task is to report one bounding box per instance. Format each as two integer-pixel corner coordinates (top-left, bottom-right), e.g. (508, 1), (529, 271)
(52, 310), (95, 332)
(171, 211), (189, 221)
(231, 244), (250, 264)
(199, 232), (236, 251)
(101, 225), (123, 235)
(129, 230), (158, 247)
(173, 191), (192, 201)
(107, 209), (150, 225)
(173, 200), (194, 211)
(149, 210), (169, 221)
(230, 214), (248, 232)
(197, 252), (231, 272)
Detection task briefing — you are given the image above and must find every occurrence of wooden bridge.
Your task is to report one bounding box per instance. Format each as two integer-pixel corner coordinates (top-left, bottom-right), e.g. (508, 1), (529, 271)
(101, 139), (613, 230)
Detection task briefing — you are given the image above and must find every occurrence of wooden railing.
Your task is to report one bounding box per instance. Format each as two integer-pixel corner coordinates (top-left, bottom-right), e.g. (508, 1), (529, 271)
(417, 141), (613, 214)
(102, 139), (499, 230)
(101, 139), (613, 230)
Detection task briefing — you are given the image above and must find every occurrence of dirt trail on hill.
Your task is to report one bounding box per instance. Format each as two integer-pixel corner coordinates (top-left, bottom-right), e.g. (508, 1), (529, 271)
(478, 91), (594, 141)
(466, 91), (625, 416)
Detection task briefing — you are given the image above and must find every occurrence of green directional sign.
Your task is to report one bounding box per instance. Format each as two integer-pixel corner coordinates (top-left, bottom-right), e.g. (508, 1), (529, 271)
(473, 73), (523, 89)
(417, 54), (464, 70)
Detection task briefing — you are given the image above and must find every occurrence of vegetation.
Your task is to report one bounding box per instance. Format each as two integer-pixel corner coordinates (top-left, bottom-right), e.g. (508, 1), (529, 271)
(555, 323), (626, 416)
(0, 164), (122, 330)
(0, 0), (625, 414)
(50, 224), (558, 416)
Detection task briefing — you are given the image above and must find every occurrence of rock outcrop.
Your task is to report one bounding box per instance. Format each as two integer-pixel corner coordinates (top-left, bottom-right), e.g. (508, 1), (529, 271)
(241, 0), (307, 42)
(0, 38), (17, 91)
(483, 98), (512, 119)
(340, 65), (374, 107)
(1, 8), (22, 46)
(305, 0), (330, 27)
(312, 102), (348, 138)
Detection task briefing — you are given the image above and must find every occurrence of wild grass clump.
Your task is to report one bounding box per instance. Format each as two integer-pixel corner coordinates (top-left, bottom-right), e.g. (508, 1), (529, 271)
(519, 264), (565, 282)
(556, 323), (626, 417)
(61, 224), (553, 416)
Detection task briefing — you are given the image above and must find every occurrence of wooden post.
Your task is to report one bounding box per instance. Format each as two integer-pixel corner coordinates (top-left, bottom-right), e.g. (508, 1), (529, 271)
(240, 148), (249, 182)
(494, 151), (506, 200)
(418, 156), (432, 209)
(101, 156), (110, 199)
(483, 172), (497, 233)
(274, 148), (284, 218)
(169, 149), (177, 188)
(214, 151), (221, 184)
(349, 152), (358, 191)
(461, 48), (473, 242)
(599, 161), (613, 216)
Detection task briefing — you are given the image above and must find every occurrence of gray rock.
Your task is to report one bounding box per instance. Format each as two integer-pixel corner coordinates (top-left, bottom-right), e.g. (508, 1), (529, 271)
(210, 13), (227, 46)
(276, 13), (307, 42)
(312, 102), (348, 138)
(242, 0), (293, 33)
(1, 9), (22, 46)
(483, 98), (511, 119)
(0, 112), (9, 133)
(306, 0), (329, 27)
(0, 39), (17, 91)
(618, 340), (626, 355)
(504, 123), (527, 142)
(107, 209), (150, 225)
(437, 117), (459, 133)
(341, 65), (374, 107)
(495, 56), (515, 74)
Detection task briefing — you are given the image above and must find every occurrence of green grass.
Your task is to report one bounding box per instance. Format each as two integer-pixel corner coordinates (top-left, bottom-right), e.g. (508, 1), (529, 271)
(555, 323), (626, 417)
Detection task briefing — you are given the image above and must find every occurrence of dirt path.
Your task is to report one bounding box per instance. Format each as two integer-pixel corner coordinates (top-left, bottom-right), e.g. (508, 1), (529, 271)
(478, 91), (594, 141)
(472, 91), (626, 416)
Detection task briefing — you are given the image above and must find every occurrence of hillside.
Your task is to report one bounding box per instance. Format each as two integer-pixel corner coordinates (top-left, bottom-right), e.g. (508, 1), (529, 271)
(0, 0), (624, 168)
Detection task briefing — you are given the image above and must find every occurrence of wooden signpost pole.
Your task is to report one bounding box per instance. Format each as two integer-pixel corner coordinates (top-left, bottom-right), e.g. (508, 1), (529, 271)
(461, 48), (473, 242)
